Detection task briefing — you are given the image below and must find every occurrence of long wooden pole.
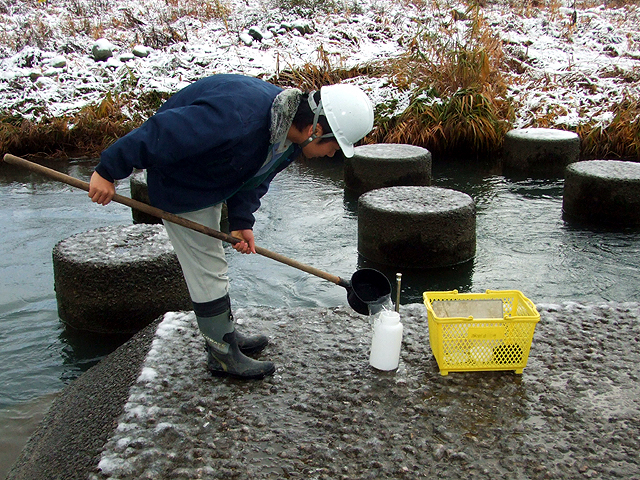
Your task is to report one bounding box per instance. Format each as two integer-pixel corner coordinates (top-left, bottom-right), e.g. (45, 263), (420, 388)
(3, 153), (349, 288)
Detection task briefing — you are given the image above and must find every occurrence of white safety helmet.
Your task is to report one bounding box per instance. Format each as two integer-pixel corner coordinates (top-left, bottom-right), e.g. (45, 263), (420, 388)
(302, 84), (374, 158)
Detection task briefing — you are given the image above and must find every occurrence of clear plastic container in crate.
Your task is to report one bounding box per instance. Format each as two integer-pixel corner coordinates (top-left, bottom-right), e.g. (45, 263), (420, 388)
(423, 290), (540, 376)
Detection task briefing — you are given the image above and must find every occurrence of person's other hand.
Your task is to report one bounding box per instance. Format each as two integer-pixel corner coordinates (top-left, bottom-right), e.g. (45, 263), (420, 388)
(231, 229), (256, 254)
(88, 171), (115, 205)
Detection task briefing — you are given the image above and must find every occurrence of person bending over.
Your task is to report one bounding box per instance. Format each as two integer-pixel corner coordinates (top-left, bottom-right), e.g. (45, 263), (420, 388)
(89, 73), (374, 379)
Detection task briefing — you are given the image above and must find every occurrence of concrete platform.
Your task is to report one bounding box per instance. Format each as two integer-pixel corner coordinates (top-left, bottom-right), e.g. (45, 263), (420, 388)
(344, 144), (432, 197)
(6, 303), (640, 480)
(502, 128), (580, 174)
(130, 170), (162, 225)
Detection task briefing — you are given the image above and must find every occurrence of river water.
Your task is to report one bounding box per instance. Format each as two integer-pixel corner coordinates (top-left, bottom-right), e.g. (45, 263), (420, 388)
(1, 155), (639, 477)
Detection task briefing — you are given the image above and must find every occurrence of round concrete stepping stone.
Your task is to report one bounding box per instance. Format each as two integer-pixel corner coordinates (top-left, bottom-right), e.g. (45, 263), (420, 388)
(130, 170), (161, 224)
(358, 186), (476, 268)
(563, 160), (640, 226)
(344, 143), (432, 196)
(502, 128), (580, 173)
(53, 224), (191, 334)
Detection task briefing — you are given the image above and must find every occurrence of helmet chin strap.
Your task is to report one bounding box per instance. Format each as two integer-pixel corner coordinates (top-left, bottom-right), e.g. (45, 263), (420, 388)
(300, 91), (335, 148)
(299, 135), (316, 148)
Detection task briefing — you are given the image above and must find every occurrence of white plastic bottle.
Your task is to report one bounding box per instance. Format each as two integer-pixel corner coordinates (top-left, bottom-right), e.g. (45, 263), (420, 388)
(369, 310), (403, 371)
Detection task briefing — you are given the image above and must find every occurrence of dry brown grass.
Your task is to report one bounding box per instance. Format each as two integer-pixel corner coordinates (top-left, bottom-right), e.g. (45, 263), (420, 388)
(269, 46), (382, 90)
(365, 5), (513, 155)
(369, 87), (513, 155)
(578, 94), (640, 160)
(0, 90), (169, 158)
(162, 0), (232, 24)
(505, 0), (562, 18)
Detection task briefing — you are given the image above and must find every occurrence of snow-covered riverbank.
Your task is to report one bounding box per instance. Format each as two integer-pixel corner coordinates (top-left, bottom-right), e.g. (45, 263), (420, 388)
(1, 0), (639, 133)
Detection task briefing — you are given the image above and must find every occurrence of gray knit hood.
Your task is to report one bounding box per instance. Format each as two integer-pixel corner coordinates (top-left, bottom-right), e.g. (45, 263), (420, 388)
(270, 87), (303, 143)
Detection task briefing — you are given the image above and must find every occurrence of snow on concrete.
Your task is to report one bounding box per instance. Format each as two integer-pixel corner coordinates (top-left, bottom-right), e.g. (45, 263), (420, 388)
(360, 185), (472, 213)
(569, 158), (640, 179)
(54, 224), (175, 264)
(506, 127), (579, 141)
(88, 302), (640, 479)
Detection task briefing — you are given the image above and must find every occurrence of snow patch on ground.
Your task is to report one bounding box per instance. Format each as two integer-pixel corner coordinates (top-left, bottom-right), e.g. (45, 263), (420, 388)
(1, 0), (638, 130)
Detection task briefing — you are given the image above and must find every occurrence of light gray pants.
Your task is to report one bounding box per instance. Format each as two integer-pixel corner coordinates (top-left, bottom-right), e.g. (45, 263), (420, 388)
(162, 204), (229, 303)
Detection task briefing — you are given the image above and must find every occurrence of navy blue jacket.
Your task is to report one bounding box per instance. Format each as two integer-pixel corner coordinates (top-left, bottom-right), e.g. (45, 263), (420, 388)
(96, 74), (299, 231)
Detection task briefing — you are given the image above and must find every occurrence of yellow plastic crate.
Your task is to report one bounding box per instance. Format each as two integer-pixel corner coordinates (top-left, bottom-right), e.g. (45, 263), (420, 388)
(423, 290), (540, 376)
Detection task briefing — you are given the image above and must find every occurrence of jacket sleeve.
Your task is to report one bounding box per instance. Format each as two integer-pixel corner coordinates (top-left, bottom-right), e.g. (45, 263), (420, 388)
(225, 181), (270, 232)
(96, 102), (244, 181)
(225, 150), (300, 231)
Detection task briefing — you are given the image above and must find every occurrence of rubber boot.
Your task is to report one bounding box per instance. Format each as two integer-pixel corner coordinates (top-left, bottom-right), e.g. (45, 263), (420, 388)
(193, 296), (268, 355)
(235, 329), (269, 355)
(194, 297), (275, 379)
